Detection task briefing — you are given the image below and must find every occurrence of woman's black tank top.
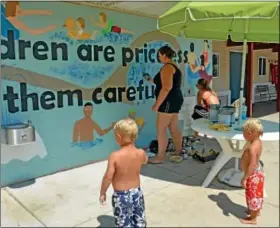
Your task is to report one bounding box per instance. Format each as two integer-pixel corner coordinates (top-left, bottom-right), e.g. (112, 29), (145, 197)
(154, 63), (183, 101)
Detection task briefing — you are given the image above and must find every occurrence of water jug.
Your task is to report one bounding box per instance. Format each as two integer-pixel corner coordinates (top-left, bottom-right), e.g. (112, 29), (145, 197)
(241, 105), (247, 121)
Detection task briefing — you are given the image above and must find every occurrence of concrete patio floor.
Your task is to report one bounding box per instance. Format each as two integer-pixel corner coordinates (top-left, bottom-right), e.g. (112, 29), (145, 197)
(1, 113), (279, 227)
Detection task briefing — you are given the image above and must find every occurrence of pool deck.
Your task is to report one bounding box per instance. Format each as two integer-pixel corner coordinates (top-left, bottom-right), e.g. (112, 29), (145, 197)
(1, 112), (279, 227)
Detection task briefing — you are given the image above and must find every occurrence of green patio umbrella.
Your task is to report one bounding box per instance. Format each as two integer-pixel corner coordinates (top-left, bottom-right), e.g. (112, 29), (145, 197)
(158, 0), (279, 128)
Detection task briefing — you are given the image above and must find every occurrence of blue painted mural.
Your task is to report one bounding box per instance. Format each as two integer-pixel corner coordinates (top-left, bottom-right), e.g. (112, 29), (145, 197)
(1, 1), (212, 186)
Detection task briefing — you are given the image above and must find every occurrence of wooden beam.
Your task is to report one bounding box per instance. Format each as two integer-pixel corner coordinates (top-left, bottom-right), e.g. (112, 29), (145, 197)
(226, 39), (279, 112)
(253, 43), (277, 50)
(227, 40), (279, 51)
(277, 47), (280, 112)
(247, 42), (254, 117)
(272, 44), (280, 52)
(226, 39), (243, 47)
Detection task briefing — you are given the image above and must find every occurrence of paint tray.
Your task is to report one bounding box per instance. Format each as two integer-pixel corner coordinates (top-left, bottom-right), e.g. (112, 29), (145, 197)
(192, 151), (219, 163)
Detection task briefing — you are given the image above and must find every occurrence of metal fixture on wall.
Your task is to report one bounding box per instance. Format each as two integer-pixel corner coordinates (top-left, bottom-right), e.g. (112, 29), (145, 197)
(1, 120), (36, 146)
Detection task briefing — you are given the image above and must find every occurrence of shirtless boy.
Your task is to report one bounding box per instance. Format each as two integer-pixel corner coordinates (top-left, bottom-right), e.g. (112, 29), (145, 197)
(99, 118), (148, 227)
(240, 119), (264, 225)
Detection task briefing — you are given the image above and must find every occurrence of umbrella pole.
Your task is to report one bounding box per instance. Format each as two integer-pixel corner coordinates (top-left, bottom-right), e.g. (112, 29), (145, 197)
(237, 20), (249, 129)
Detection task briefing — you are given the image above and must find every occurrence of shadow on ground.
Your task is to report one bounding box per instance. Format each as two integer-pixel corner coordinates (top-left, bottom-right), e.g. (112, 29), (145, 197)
(140, 159), (242, 191)
(96, 215), (115, 227)
(8, 179), (36, 189)
(140, 136), (242, 191)
(140, 105), (279, 191)
(208, 192), (247, 219)
(252, 100), (277, 118)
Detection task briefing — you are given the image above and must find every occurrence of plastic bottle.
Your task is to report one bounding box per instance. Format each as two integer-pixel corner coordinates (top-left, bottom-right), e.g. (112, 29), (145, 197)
(183, 150), (189, 160)
(241, 105), (247, 121)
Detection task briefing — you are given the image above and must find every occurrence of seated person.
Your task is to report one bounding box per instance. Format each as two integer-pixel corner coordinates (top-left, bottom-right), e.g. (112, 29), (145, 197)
(192, 78), (219, 120)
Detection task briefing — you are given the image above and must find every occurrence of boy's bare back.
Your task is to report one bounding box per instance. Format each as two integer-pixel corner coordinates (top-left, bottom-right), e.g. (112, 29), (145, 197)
(111, 145), (148, 191)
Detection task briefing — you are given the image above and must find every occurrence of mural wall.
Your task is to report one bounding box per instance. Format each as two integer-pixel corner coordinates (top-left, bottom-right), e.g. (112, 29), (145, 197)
(1, 1), (212, 186)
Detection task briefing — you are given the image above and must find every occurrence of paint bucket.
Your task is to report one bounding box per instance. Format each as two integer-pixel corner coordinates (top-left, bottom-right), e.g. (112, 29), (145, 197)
(218, 109), (232, 126)
(221, 106), (235, 124)
(209, 104), (220, 123)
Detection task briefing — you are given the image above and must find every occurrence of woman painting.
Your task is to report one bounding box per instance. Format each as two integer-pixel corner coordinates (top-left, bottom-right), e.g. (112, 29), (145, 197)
(4, 1), (55, 36)
(144, 46), (184, 164)
(192, 78), (219, 120)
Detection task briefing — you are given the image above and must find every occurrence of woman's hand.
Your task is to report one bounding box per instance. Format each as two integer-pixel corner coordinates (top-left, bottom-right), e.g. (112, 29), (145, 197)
(143, 73), (153, 83)
(152, 104), (159, 112)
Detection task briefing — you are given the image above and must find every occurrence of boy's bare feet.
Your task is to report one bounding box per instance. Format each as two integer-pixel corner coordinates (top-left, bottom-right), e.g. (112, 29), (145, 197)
(240, 217), (257, 225)
(245, 210), (260, 217)
(241, 210), (259, 225)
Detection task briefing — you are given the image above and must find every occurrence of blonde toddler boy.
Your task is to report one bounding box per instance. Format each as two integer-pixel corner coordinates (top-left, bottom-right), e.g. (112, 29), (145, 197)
(99, 118), (148, 227)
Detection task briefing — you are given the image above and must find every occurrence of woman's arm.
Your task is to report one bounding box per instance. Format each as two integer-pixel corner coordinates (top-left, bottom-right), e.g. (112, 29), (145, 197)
(17, 9), (52, 16)
(8, 17), (55, 35)
(197, 91), (204, 106)
(154, 64), (174, 108)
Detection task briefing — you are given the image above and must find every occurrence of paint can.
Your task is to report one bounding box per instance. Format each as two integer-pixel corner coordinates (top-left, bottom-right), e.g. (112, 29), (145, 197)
(209, 104), (220, 123)
(218, 109), (232, 126)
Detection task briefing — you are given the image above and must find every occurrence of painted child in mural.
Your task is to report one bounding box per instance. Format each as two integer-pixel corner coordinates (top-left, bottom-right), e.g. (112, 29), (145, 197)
(199, 54), (212, 82)
(100, 118), (147, 227)
(240, 119), (265, 225)
(63, 17), (97, 40)
(202, 40), (210, 69)
(187, 42), (200, 72)
(63, 18), (77, 39)
(128, 109), (145, 133)
(75, 17), (93, 40)
(186, 42), (200, 94)
(89, 12), (134, 37)
(72, 102), (115, 144)
(2, 1), (55, 38)
(198, 40), (212, 83)
(186, 40), (212, 94)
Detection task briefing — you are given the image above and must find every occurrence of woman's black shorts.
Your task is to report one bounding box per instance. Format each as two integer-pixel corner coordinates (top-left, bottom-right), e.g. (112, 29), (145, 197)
(158, 97), (184, 114)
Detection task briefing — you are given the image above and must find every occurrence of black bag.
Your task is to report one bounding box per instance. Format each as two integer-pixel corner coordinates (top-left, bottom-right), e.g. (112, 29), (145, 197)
(148, 139), (175, 154)
(149, 140), (158, 153)
(192, 105), (209, 120)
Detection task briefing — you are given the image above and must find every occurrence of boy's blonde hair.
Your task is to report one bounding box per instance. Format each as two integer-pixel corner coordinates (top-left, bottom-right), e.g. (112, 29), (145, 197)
(243, 118), (263, 136)
(114, 118), (138, 143)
